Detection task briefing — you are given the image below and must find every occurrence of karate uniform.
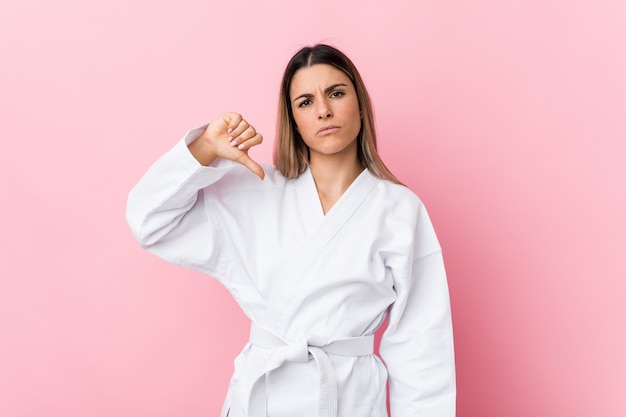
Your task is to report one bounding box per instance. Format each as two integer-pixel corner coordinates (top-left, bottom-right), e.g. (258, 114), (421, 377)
(126, 126), (456, 417)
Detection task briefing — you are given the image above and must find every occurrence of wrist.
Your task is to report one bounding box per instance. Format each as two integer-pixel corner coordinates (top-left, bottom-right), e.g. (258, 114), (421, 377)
(188, 133), (218, 166)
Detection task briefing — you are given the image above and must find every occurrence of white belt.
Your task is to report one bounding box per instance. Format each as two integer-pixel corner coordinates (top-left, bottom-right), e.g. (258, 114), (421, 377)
(247, 323), (374, 417)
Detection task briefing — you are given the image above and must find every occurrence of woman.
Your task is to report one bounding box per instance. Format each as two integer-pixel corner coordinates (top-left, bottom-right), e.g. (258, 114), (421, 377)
(127, 44), (455, 417)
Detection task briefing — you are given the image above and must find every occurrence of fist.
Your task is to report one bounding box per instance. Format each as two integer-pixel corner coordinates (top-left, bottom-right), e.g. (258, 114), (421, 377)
(191, 113), (265, 179)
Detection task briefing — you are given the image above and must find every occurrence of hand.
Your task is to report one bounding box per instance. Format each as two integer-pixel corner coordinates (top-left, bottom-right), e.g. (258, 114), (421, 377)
(189, 112), (265, 179)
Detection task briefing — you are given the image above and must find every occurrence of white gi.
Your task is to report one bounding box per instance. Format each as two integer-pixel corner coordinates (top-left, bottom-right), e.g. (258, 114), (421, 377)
(126, 126), (456, 417)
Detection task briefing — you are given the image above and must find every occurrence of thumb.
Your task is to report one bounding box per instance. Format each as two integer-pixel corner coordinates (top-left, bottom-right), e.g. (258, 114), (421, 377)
(236, 153), (265, 180)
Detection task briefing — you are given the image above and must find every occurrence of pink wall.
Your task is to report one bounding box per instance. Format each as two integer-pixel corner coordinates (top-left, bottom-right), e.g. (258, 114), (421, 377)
(1, 1), (624, 416)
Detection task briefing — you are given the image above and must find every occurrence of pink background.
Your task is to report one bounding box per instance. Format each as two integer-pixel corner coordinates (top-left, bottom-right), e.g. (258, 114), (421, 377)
(1, 1), (624, 416)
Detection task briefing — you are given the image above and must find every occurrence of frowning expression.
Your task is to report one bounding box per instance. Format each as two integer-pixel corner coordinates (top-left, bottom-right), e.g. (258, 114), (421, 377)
(290, 64), (362, 161)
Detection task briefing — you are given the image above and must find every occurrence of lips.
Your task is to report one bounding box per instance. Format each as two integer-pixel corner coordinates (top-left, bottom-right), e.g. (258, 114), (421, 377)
(317, 125), (340, 135)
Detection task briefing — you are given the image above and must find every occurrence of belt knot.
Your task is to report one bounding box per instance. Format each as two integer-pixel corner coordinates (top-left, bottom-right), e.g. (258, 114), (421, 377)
(244, 323), (374, 417)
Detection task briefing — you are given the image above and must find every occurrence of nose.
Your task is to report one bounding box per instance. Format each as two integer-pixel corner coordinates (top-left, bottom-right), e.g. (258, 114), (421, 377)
(317, 99), (332, 119)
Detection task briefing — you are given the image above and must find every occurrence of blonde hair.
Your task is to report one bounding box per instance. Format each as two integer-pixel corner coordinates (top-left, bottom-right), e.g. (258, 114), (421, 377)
(273, 44), (402, 184)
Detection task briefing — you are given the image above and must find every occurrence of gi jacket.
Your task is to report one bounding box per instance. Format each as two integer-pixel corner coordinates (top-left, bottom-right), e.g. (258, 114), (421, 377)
(127, 126), (456, 417)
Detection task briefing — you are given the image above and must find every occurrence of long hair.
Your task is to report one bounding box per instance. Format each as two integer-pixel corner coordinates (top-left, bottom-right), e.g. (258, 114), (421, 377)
(273, 44), (401, 184)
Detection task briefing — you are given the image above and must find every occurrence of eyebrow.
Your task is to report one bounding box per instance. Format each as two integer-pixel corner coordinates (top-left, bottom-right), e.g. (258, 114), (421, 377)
(292, 83), (348, 103)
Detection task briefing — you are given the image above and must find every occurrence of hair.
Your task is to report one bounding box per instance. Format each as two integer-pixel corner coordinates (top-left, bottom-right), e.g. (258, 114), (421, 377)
(273, 44), (402, 184)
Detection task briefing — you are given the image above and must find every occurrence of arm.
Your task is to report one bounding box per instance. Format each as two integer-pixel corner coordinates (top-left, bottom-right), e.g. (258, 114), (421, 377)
(126, 114), (264, 276)
(379, 205), (456, 417)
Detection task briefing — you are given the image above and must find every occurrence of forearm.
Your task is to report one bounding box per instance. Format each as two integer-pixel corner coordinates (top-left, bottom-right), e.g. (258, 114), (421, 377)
(126, 126), (227, 247)
(381, 253), (456, 416)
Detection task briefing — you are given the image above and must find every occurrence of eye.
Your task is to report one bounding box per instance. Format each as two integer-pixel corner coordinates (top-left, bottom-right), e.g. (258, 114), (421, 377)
(330, 90), (345, 98)
(298, 99), (312, 108)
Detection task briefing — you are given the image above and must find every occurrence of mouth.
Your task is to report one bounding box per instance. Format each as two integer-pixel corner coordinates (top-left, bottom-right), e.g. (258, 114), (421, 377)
(317, 125), (340, 135)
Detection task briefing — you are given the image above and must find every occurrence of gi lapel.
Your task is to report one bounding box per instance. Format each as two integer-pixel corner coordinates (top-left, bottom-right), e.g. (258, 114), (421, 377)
(268, 168), (378, 308)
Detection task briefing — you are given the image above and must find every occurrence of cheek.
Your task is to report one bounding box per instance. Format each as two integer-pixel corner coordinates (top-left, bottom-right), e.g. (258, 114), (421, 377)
(348, 106), (362, 131)
(294, 115), (312, 136)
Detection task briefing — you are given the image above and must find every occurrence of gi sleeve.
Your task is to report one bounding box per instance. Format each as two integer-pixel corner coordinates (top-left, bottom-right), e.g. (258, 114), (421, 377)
(126, 125), (234, 278)
(379, 203), (456, 417)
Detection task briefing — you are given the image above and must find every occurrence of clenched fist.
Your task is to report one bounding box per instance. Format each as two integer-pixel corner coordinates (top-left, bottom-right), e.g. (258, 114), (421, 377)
(189, 112), (265, 179)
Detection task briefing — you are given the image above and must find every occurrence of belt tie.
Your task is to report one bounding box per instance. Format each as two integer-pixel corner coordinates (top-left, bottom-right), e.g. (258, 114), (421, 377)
(247, 323), (374, 417)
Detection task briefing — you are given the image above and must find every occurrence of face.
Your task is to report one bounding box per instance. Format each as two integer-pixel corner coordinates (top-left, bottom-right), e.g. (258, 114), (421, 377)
(289, 64), (361, 161)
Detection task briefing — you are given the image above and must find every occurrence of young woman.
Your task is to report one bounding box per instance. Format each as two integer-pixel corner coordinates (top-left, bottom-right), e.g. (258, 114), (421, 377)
(127, 44), (455, 417)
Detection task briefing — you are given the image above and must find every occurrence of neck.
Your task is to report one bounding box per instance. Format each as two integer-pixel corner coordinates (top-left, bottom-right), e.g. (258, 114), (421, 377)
(309, 152), (364, 214)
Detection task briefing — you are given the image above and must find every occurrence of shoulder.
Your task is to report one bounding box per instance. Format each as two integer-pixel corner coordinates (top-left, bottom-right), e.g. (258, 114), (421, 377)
(362, 172), (427, 236)
(369, 173), (441, 254)
(369, 173), (425, 214)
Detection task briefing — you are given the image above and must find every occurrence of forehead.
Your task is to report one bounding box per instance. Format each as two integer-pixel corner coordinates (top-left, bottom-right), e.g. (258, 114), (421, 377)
(289, 64), (353, 96)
